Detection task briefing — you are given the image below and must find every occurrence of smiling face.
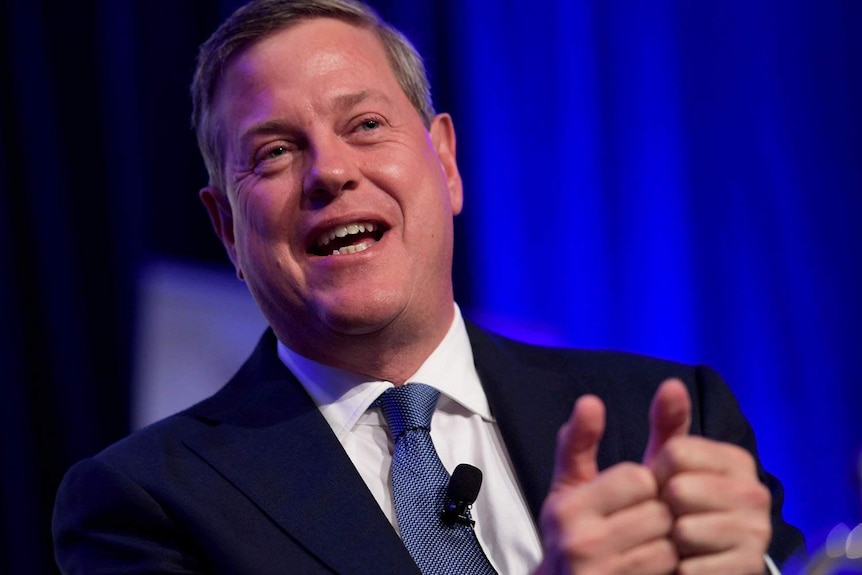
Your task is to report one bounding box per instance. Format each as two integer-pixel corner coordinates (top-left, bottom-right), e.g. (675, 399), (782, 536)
(200, 17), (463, 372)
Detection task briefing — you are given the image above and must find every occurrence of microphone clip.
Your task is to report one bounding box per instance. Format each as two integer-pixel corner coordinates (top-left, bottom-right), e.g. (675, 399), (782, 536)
(440, 463), (483, 527)
(441, 499), (476, 527)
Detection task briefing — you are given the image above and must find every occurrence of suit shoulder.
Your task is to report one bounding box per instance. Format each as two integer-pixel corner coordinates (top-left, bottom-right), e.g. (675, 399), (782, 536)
(469, 322), (705, 381)
(77, 410), (203, 478)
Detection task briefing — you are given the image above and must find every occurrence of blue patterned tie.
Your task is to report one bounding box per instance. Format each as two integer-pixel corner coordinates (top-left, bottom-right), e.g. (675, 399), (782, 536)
(373, 383), (497, 575)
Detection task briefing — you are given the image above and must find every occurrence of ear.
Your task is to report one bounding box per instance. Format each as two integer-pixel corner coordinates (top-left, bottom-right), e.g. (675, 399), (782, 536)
(199, 186), (244, 280)
(429, 113), (463, 216)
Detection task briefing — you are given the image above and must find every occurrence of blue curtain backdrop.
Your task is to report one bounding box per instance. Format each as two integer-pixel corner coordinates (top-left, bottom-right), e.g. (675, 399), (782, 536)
(443, 0), (862, 547)
(1, 0), (859, 572)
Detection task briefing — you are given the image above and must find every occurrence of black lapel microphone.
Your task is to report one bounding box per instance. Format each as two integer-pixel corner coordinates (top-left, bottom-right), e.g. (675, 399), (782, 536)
(441, 463), (483, 527)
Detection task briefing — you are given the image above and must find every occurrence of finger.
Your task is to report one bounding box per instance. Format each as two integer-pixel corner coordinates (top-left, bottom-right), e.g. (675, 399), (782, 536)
(539, 467), (668, 572)
(660, 468), (771, 516)
(552, 394), (606, 487)
(677, 547), (768, 575)
(616, 537), (679, 575)
(642, 378), (691, 466)
(605, 498), (675, 552)
(572, 461), (661, 516)
(672, 509), (771, 559)
(651, 436), (758, 486)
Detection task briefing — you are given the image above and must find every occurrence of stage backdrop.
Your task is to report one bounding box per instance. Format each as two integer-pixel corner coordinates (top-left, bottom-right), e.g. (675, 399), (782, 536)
(2, 0), (859, 572)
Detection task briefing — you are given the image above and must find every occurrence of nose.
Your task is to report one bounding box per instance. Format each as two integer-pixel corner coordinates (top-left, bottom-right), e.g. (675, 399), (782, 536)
(302, 134), (359, 206)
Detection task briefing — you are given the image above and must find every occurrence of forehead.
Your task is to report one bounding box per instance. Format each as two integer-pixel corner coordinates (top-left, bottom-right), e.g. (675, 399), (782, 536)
(212, 18), (406, 128)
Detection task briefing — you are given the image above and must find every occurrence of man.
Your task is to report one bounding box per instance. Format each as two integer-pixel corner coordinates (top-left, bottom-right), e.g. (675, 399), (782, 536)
(53, 0), (804, 573)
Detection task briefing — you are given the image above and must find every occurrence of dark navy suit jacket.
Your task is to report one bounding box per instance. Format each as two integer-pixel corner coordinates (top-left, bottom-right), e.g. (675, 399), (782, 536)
(53, 324), (805, 573)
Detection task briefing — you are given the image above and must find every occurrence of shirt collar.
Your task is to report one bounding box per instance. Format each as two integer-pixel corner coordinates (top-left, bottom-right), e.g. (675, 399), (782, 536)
(277, 304), (492, 439)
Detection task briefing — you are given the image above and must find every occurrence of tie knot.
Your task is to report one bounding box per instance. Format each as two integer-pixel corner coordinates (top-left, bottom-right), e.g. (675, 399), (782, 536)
(373, 383), (440, 440)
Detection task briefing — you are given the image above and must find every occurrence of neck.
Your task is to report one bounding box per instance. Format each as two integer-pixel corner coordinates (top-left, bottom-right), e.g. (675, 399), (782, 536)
(276, 305), (456, 385)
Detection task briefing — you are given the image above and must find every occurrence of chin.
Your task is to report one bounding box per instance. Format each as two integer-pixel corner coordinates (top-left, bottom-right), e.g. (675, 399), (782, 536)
(314, 295), (405, 338)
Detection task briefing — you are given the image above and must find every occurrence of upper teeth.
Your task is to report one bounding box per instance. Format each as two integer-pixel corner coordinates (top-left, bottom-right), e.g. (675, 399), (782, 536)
(317, 222), (376, 247)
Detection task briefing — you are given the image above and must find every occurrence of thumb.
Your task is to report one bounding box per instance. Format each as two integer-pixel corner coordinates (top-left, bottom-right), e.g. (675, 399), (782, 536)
(642, 378), (691, 466)
(552, 394), (606, 488)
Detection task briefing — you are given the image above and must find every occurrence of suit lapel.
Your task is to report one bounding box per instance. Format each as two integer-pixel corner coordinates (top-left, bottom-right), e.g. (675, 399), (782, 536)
(176, 324), (626, 570)
(182, 330), (419, 575)
(466, 323), (622, 522)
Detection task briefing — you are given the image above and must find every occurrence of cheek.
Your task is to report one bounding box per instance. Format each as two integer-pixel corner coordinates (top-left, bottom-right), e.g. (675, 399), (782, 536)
(234, 194), (300, 284)
(370, 147), (450, 210)
(234, 182), (295, 242)
(368, 148), (412, 186)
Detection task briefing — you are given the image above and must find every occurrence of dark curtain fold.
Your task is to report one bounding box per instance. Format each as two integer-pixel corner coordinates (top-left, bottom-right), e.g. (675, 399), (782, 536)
(2, 1), (859, 572)
(2, 1), (137, 572)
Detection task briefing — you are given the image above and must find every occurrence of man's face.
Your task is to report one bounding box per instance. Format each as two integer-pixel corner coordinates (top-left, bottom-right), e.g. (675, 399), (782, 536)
(201, 18), (462, 359)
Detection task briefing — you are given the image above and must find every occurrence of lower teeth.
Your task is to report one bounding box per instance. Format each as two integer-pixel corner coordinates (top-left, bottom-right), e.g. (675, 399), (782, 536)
(332, 242), (371, 256)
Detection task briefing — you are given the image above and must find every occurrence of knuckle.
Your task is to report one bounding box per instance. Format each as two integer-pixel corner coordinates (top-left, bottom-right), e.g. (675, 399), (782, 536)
(661, 435), (688, 464)
(624, 539), (678, 574)
(617, 462), (658, 493)
(540, 497), (614, 561)
(562, 521), (611, 557)
(671, 514), (696, 547)
(750, 514), (772, 545)
(729, 478), (772, 521)
(648, 498), (674, 528)
(729, 445), (757, 472)
(744, 481), (772, 510)
(660, 474), (688, 508)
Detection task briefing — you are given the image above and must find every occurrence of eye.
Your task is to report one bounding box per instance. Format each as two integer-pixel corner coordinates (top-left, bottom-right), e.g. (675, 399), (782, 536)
(254, 142), (293, 165)
(266, 145), (289, 159)
(357, 118), (382, 131)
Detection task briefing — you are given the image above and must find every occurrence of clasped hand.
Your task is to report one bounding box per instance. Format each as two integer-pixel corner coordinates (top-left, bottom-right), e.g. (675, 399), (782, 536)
(535, 379), (772, 575)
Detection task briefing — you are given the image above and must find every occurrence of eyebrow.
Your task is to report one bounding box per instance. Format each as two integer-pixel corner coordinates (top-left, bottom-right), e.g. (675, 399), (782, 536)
(328, 89), (396, 117)
(332, 89), (381, 110)
(233, 118), (288, 161)
(236, 90), (393, 153)
(238, 118), (292, 147)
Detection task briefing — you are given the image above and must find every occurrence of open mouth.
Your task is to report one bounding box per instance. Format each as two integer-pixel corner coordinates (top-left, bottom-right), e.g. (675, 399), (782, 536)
(308, 221), (386, 257)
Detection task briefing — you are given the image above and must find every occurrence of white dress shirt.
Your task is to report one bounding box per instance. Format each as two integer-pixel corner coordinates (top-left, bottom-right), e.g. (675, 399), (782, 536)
(277, 304), (543, 574)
